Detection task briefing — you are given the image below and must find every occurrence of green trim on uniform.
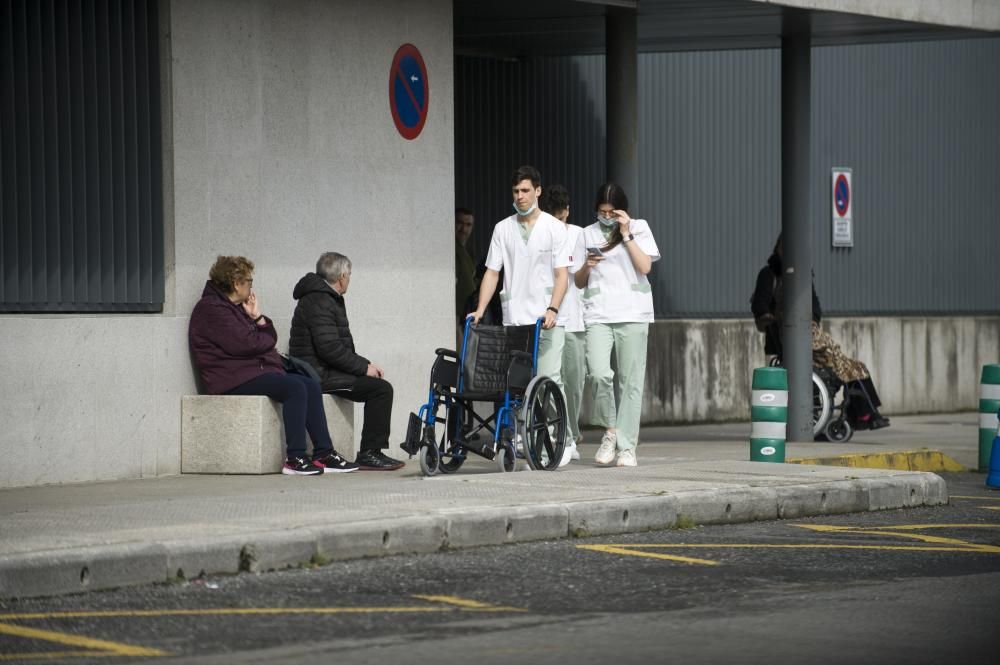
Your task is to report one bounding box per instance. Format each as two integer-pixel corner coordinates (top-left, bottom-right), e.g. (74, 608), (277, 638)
(583, 287), (601, 299)
(629, 283), (651, 294)
(499, 292), (511, 302)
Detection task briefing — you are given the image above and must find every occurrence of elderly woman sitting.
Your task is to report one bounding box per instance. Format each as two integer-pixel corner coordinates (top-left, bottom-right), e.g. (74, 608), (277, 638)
(188, 255), (358, 475)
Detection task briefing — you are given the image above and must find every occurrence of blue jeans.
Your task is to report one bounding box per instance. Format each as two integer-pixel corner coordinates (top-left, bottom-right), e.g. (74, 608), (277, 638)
(226, 372), (334, 459)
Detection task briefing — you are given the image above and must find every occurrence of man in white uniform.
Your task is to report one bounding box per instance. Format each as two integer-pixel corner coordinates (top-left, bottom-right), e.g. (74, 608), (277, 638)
(540, 184), (584, 463)
(471, 166), (571, 462)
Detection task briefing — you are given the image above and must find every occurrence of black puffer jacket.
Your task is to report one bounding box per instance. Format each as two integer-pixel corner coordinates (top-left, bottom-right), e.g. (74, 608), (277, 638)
(289, 273), (369, 391)
(751, 253), (822, 357)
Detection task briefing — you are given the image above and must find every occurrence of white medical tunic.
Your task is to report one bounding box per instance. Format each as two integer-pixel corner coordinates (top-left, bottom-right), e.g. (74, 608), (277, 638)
(485, 212), (572, 326)
(572, 218), (660, 325)
(559, 224), (585, 333)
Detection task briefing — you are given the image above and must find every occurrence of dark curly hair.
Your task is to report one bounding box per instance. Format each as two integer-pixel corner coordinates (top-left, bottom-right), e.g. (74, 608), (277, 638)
(208, 256), (254, 294)
(595, 182), (630, 252)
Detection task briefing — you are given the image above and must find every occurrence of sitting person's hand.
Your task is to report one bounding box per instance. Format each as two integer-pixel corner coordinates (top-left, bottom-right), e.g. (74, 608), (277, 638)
(366, 363), (384, 379)
(754, 312), (775, 333)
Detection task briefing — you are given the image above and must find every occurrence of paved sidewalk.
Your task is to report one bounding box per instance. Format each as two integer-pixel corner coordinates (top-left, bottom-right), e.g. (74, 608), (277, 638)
(0, 413), (978, 599)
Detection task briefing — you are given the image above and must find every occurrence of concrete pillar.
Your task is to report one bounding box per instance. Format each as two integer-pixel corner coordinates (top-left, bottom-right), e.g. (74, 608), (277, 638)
(780, 12), (814, 442)
(606, 7), (638, 203)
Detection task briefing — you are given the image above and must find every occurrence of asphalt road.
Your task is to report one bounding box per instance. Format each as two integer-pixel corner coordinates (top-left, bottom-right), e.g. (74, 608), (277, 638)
(2, 472), (998, 665)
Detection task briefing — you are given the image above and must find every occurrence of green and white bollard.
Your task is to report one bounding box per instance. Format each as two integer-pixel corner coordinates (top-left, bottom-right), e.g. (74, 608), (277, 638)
(979, 364), (1000, 471)
(751, 367), (787, 463)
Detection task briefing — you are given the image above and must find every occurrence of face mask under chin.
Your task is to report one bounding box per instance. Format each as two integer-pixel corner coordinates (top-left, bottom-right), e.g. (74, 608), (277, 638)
(514, 202), (537, 217)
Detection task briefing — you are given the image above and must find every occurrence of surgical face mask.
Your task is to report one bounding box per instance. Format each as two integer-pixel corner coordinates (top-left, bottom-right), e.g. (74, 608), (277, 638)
(514, 202), (537, 217)
(597, 214), (617, 227)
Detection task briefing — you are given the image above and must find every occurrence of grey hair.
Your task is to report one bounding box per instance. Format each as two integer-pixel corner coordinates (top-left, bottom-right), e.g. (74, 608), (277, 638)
(316, 252), (352, 283)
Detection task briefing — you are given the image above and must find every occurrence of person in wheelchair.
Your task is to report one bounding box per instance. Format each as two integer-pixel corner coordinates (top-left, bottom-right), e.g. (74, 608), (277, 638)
(751, 235), (890, 432)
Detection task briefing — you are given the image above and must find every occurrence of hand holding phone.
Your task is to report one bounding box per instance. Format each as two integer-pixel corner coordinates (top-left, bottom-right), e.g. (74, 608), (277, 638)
(586, 247), (603, 256)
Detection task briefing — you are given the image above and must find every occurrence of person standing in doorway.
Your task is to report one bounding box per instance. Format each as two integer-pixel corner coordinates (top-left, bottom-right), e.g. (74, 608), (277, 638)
(572, 182), (660, 467)
(540, 184), (584, 463)
(455, 207), (477, 327)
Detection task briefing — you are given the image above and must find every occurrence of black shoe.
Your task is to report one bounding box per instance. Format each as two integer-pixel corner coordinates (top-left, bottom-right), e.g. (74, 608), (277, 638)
(312, 450), (360, 473)
(355, 449), (405, 471)
(870, 415), (891, 430)
(282, 456), (324, 476)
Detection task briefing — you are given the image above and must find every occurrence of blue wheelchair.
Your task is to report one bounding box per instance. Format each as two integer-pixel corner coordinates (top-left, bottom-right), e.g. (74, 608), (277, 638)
(402, 318), (567, 475)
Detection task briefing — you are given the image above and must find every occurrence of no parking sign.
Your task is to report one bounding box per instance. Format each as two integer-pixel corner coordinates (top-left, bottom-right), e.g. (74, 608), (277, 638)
(831, 167), (853, 247)
(389, 44), (429, 140)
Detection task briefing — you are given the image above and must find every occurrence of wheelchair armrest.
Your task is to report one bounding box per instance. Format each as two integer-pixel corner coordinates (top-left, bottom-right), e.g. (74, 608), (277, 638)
(434, 348), (458, 359)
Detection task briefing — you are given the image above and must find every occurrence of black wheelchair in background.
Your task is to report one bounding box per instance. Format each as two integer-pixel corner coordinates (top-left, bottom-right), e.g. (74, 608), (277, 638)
(769, 357), (856, 442)
(402, 318), (567, 475)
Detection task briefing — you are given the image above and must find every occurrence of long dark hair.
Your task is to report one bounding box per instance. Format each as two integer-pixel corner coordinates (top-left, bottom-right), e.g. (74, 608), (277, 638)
(595, 182), (629, 252)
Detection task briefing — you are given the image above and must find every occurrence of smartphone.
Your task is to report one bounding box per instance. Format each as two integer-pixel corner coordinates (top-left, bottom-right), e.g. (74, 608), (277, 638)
(586, 247), (603, 256)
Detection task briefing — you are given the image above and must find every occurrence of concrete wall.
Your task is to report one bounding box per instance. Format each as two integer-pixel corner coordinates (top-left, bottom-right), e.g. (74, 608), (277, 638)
(631, 316), (1000, 424)
(0, 0), (454, 489)
(754, 0), (1000, 31)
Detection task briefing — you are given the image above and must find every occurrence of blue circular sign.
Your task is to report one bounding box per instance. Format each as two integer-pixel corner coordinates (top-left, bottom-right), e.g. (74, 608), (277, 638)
(389, 44), (429, 140)
(834, 174), (850, 217)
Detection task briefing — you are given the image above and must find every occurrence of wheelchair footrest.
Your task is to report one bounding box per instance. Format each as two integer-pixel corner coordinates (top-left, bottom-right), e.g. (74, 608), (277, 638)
(460, 436), (495, 459)
(401, 412), (422, 456)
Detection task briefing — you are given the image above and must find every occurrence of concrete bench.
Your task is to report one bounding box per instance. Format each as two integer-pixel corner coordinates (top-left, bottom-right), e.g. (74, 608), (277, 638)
(181, 395), (355, 474)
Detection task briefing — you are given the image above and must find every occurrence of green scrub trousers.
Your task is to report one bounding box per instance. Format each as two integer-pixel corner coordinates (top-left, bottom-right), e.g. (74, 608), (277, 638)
(536, 326), (565, 394)
(561, 330), (586, 444)
(585, 322), (649, 451)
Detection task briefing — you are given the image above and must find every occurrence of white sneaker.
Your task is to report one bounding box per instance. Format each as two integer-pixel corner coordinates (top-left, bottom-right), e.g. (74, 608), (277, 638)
(570, 439), (581, 461)
(559, 440), (577, 467)
(595, 432), (617, 465)
(616, 449), (637, 467)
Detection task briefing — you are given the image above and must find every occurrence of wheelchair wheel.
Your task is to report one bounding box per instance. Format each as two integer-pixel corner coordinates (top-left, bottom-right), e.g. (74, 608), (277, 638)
(812, 372), (832, 437)
(436, 408), (466, 474)
(824, 418), (853, 443)
(418, 438), (440, 476)
(521, 376), (567, 471)
(496, 441), (517, 473)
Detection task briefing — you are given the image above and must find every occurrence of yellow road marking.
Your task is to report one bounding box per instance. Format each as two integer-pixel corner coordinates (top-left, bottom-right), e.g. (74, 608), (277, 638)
(950, 496), (1000, 501)
(793, 524), (1000, 552)
(576, 544), (717, 566)
(411, 595), (526, 612)
(0, 622), (166, 657)
(578, 522), (1000, 565)
(0, 651), (124, 661)
(0, 596), (523, 622)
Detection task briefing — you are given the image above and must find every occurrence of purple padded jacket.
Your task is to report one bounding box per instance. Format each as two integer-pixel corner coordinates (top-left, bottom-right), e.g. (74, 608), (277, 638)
(188, 281), (284, 394)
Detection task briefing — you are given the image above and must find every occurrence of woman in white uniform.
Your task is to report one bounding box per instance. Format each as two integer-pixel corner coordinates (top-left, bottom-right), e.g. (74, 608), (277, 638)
(572, 182), (659, 467)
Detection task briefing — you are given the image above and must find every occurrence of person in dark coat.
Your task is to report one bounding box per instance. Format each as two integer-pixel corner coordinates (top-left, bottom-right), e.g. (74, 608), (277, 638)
(188, 256), (358, 475)
(751, 236), (889, 430)
(289, 252), (404, 471)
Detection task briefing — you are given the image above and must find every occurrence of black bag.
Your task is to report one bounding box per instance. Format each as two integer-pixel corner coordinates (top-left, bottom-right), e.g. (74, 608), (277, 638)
(281, 354), (321, 382)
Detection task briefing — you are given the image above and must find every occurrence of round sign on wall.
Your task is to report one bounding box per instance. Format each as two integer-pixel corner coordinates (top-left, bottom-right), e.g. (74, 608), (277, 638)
(389, 44), (429, 140)
(834, 173), (850, 217)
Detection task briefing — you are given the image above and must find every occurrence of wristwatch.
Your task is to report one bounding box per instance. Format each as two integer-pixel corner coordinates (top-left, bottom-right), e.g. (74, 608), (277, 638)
(623, 233), (634, 243)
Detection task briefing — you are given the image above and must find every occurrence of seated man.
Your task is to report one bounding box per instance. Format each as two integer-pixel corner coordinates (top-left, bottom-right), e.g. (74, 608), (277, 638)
(289, 252), (405, 470)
